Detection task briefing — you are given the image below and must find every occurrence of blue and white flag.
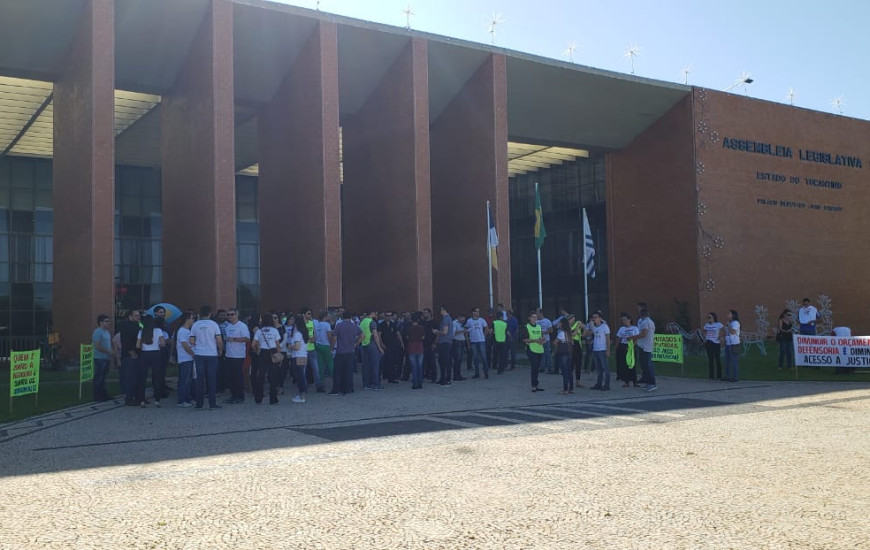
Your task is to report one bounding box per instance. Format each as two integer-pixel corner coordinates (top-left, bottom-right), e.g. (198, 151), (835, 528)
(582, 209), (596, 278)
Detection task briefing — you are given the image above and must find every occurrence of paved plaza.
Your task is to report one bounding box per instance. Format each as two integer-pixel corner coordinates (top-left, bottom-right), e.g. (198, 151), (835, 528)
(1, 370), (869, 549)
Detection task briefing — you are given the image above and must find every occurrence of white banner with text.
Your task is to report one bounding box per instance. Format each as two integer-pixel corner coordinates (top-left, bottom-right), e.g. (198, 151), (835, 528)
(794, 335), (870, 367)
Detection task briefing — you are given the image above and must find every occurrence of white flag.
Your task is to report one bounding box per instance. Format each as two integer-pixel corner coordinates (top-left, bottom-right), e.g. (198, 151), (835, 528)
(583, 209), (596, 278)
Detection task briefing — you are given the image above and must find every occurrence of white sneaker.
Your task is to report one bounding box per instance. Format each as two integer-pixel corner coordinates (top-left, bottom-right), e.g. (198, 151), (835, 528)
(177, 402), (193, 408)
(645, 385), (658, 392)
(292, 396), (306, 403)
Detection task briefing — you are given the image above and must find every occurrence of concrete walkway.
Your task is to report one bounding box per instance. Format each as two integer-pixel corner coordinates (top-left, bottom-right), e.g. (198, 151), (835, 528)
(1, 369), (868, 549)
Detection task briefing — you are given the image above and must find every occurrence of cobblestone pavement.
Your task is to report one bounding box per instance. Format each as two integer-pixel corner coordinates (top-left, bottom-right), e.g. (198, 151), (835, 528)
(1, 371), (869, 549)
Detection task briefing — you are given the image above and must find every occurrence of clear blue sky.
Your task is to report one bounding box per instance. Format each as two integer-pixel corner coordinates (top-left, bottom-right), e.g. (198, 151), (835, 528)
(274, 0), (868, 121)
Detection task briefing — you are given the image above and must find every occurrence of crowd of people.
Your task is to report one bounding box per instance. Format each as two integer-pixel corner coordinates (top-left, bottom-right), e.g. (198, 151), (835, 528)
(86, 301), (670, 409)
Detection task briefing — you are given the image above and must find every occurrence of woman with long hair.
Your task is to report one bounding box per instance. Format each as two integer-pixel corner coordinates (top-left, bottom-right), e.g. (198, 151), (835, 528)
(704, 312), (724, 380)
(776, 309), (795, 370)
(287, 314), (309, 403)
(252, 312), (283, 404)
(724, 309), (741, 382)
(136, 315), (165, 407)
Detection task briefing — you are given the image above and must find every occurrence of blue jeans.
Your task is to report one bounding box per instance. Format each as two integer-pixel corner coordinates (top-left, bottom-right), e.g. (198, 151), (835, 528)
(593, 350), (610, 389)
(778, 341), (794, 368)
(194, 355), (219, 407)
(92, 358), (109, 401)
(307, 350), (323, 389)
(725, 345), (740, 381)
(362, 344), (382, 388)
(542, 340), (553, 371)
(639, 349), (655, 385)
(409, 353), (423, 387)
(177, 361), (193, 405)
(451, 341), (465, 378)
(293, 360), (308, 396)
(470, 341), (488, 376)
(332, 352), (355, 394)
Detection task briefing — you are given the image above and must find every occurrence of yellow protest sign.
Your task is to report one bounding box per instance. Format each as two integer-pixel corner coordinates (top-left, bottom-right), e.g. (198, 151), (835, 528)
(10, 349), (41, 397)
(80, 344), (94, 383)
(653, 334), (683, 364)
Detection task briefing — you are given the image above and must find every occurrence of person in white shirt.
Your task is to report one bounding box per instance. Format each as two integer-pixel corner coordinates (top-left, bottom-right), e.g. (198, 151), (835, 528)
(190, 305), (224, 409)
(287, 315), (310, 403)
(632, 305), (657, 391)
(252, 312), (283, 405)
(223, 308), (250, 404)
(586, 311), (611, 391)
(135, 315), (165, 407)
(798, 298), (819, 335)
(704, 312), (725, 380)
(724, 309), (741, 382)
(175, 312), (196, 407)
(464, 307), (489, 378)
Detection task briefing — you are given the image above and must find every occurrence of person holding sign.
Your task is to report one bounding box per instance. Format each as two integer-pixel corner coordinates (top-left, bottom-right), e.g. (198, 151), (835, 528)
(724, 309), (741, 382)
(91, 314), (113, 402)
(704, 312), (725, 380)
(615, 313), (640, 388)
(587, 311), (611, 391)
(798, 298), (818, 335)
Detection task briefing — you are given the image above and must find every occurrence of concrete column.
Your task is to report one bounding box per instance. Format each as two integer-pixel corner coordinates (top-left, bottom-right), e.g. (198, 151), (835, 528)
(52, 0), (114, 354)
(259, 21), (341, 311)
(161, 0), (236, 310)
(342, 38), (432, 312)
(430, 54), (509, 311)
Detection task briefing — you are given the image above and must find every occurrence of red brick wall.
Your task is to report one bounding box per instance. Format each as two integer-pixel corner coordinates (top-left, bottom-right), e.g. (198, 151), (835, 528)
(259, 21), (341, 312)
(607, 94), (699, 327)
(162, 0), (237, 311)
(342, 38), (432, 312)
(52, 0), (115, 353)
(695, 88), (870, 332)
(430, 54), (509, 312)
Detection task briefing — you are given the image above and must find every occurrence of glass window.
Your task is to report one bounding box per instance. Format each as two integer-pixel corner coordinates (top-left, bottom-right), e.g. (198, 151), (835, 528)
(34, 209), (52, 234)
(10, 282), (33, 309)
(10, 310), (34, 337)
(34, 282), (52, 310)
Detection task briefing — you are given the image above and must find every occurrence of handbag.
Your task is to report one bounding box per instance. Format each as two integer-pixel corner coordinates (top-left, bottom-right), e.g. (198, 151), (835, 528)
(265, 329), (285, 364)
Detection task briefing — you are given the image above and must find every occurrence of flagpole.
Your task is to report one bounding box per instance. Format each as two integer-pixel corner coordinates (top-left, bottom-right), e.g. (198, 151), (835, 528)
(536, 182), (543, 310)
(582, 207), (589, 321)
(487, 201), (494, 309)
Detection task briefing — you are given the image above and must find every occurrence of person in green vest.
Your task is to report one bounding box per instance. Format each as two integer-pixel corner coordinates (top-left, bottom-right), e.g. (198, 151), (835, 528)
(521, 311), (546, 392)
(302, 308), (325, 393)
(492, 309), (509, 374)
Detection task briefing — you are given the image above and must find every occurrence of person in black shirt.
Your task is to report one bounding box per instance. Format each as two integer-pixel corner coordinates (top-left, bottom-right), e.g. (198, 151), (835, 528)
(378, 312), (404, 384)
(117, 309), (142, 406)
(421, 308), (437, 383)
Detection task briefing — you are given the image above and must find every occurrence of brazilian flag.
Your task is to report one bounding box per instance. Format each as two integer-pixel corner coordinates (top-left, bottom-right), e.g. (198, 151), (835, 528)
(534, 185), (546, 250)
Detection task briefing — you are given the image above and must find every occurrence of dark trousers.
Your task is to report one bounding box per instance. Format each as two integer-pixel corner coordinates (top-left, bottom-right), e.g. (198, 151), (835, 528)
(493, 341), (507, 373)
(572, 342), (583, 381)
(529, 351), (542, 389)
(121, 355), (139, 404)
(139, 351), (160, 403)
(424, 347), (437, 382)
(705, 341), (722, 379)
(507, 338), (517, 368)
(437, 342), (452, 383)
(557, 352), (573, 391)
(92, 358), (109, 401)
(194, 355), (219, 408)
(333, 352), (355, 394)
(382, 345), (402, 382)
(226, 357), (245, 401)
(251, 353), (267, 403)
(151, 350), (168, 400)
